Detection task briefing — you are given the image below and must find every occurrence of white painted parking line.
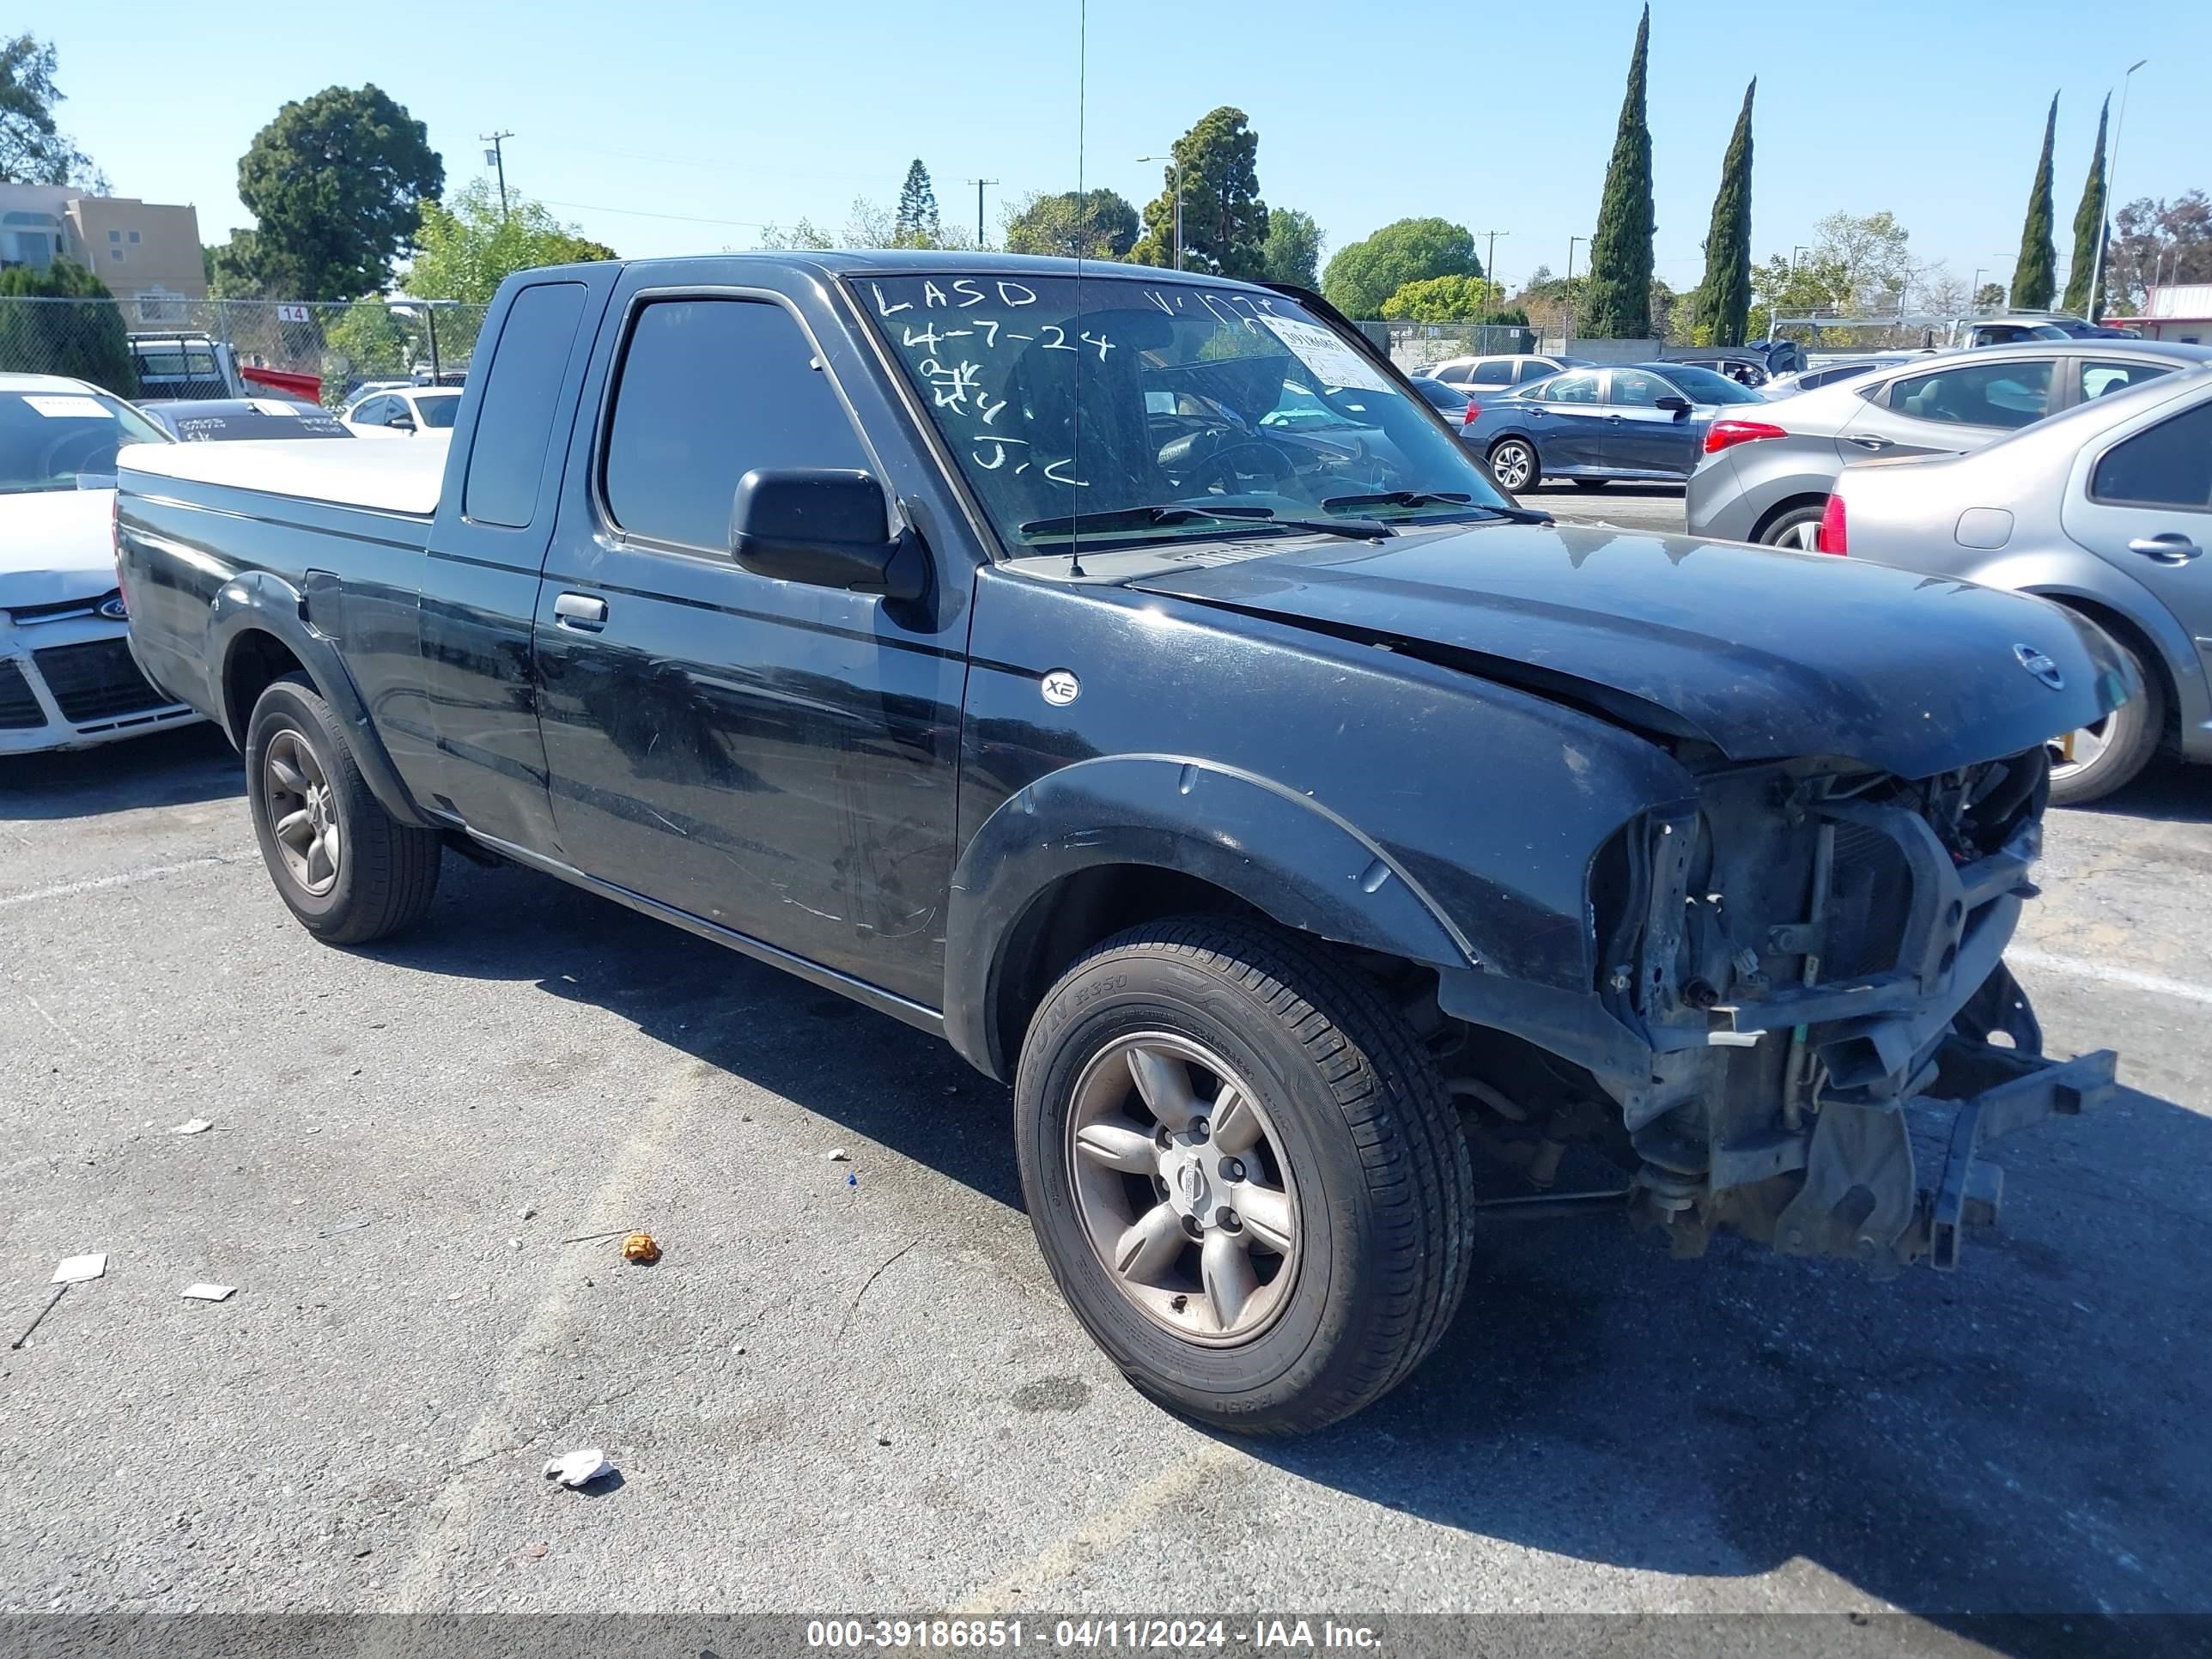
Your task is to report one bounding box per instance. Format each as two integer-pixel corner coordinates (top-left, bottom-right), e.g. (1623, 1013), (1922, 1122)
(0, 851), (254, 909)
(2008, 946), (2212, 1008)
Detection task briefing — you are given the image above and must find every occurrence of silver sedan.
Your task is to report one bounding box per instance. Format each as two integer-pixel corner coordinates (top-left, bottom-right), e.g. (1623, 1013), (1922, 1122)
(1826, 363), (2212, 804)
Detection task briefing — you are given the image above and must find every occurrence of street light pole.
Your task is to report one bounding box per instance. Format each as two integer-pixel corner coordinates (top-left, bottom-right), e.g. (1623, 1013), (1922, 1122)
(2088, 58), (2148, 324)
(1138, 154), (1184, 271)
(1565, 234), (1586, 349)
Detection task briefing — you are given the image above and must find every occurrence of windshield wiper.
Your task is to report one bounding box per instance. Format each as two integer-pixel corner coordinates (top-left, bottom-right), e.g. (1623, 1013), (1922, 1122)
(1322, 489), (1553, 525)
(1019, 503), (1391, 542)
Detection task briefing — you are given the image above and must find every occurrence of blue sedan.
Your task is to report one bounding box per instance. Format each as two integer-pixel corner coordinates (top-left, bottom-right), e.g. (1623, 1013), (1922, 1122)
(1461, 362), (1767, 492)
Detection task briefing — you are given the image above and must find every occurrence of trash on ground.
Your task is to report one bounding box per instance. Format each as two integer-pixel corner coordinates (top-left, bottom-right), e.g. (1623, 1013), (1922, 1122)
(622, 1231), (662, 1266)
(520, 1207), (537, 1221)
(181, 1283), (235, 1303)
(317, 1219), (372, 1238)
(847, 1172), (858, 1188)
(508, 1237), (523, 1251)
(542, 1448), (612, 1488)
(52, 1254), (106, 1285)
(824, 1147), (851, 1162)
(169, 1118), (213, 1136)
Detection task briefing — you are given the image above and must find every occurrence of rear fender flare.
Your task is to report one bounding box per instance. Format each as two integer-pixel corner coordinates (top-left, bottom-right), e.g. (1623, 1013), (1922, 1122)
(944, 755), (1478, 1077)
(208, 571), (434, 830)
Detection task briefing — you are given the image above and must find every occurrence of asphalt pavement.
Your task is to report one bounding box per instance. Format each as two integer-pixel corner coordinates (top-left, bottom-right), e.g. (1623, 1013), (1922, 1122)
(3, 716), (2209, 1643)
(1522, 480), (1690, 535)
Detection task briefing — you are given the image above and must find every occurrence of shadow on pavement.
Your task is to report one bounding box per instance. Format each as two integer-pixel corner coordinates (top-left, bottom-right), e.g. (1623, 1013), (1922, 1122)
(2065, 755), (2212, 826)
(0, 723), (240, 820)
(1528, 482), (1686, 500)
(360, 854), (2212, 1645)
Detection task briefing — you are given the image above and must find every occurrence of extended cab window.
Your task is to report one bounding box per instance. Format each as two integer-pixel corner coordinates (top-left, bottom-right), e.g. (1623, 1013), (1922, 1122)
(603, 297), (869, 553)
(2091, 400), (2212, 510)
(463, 281), (588, 528)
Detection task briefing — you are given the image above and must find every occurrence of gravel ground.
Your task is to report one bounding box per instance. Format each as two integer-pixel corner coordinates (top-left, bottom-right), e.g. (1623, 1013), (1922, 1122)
(3, 723), (2208, 1643)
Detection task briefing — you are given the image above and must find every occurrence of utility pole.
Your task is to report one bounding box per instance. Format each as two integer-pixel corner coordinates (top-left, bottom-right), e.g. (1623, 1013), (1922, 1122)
(1139, 153), (1184, 271)
(1478, 229), (1510, 315)
(2088, 59), (2148, 324)
(481, 131), (514, 221)
(964, 178), (999, 249)
(1565, 234), (1587, 349)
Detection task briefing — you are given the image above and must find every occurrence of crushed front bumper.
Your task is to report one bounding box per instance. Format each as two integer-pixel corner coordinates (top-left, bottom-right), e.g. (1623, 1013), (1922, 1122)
(0, 608), (199, 754)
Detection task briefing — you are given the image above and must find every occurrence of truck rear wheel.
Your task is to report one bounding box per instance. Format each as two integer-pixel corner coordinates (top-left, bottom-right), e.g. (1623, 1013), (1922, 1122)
(1014, 917), (1474, 1435)
(245, 672), (441, 944)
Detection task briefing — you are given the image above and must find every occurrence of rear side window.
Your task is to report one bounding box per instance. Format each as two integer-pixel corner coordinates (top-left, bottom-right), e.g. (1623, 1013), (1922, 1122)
(1539, 370), (1601, 404)
(2078, 359), (2173, 402)
(1470, 360), (1515, 386)
(602, 297), (871, 553)
(1888, 360), (2053, 429)
(462, 281), (588, 529)
(2091, 401), (2212, 510)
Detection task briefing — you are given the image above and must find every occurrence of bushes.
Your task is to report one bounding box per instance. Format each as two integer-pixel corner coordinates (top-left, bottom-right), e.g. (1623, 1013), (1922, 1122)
(0, 258), (137, 394)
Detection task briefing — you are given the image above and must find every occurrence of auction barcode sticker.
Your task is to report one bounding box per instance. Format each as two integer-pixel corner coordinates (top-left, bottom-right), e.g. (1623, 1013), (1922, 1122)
(24, 395), (110, 419)
(1258, 315), (1394, 393)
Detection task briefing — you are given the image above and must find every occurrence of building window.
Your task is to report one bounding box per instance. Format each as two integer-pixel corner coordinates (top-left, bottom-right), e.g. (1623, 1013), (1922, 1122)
(128, 230), (140, 244)
(110, 228), (122, 242)
(111, 247), (123, 261)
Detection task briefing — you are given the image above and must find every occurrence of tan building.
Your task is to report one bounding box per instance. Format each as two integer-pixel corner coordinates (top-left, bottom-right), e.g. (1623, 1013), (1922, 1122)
(0, 183), (208, 320)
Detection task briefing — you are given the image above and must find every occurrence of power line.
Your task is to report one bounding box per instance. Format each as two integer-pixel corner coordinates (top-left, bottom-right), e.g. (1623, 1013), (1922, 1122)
(536, 198), (774, 230)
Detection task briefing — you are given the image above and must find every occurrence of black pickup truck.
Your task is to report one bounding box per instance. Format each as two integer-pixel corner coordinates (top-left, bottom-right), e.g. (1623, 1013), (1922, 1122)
(118, 252), (2121, 1433)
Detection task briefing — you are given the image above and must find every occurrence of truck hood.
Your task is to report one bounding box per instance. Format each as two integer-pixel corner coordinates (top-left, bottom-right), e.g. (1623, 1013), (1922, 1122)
(1126, 521), (2130, 778)
(0, 488), (118, 607)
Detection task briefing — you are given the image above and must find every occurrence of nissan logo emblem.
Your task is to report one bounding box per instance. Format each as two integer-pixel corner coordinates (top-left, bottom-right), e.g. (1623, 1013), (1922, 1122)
(2012, 643), (2064, 691)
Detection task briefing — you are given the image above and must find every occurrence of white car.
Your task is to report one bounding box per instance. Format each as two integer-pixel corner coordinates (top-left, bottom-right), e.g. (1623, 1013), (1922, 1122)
(1, 373), (200, 753)
(339, 386), (462, 440)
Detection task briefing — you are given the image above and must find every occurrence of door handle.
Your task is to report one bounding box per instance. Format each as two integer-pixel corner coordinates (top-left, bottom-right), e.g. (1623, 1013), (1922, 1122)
(2128, 533), (2203, 564)
(553, 592), (609, 629)
(1844, 434), (1894, 451)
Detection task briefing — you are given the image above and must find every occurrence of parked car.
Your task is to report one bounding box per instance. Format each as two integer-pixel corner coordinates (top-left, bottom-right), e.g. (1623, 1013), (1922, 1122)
(0, 373), (198, 754)
(138, 398), (353, 442)
(1825, 363), (2212, 805)
(338, 386), (462, 439)
(127, 332), (249, 401)
(1964, 316), (2134, 349)
(1667, 353), (1770, 389)
(118, 252), (2120, 1434)
(1687, 339), (2212, 548)
(1464, 361), (1769, 491)
(1759, 360), (1910, 398)
(1422, 353), (1589, 392)
(1408, 377), (1476, 427)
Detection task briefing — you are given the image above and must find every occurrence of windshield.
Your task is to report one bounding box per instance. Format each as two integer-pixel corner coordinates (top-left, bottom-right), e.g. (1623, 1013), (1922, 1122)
(1658, 365), (1767, 405)
(416, 394), (460, 429)
(0, 389), (169, 494)
(862, 273), (1513, 548)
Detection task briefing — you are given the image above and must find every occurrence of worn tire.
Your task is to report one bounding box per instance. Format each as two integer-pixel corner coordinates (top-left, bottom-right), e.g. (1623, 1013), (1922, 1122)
(1760, 501), (1826, 550)
(1014, 917), (1474, 1435)
(245, 672), (441, 944)
(1486, 436), (1539, 495)
(2047, 629), (2165, 806)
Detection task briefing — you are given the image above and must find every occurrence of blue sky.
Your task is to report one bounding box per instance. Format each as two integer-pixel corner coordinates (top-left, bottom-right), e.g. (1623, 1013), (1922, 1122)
(37, 0), (2212, 298)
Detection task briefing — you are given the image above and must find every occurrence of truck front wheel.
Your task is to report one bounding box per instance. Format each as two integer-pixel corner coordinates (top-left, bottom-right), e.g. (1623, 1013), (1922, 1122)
(245, 673), (442, 945)
(1014, 918), (1474, 1435)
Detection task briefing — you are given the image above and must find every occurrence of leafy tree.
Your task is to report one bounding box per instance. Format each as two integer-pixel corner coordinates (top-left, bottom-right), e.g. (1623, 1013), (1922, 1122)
(2010, 94), (2059, 312)
(234, 86), (444, 300)
(1379, 275), (1492, 322)
(1003, 189), (1139, 259)
(755, 219), (836, 252)
(1694, 80), (1755, 346)
(1321, 218), (1479, 318)
(205, 229), (272, 299)
(2104, 192), (2212, 313)
(1128, 107), (1269, 280)
(1583, 4), (1655, 338)
(894, 160), (940, 247)
(321, 302), (414, 394)
(2062, 95), (2109, 318)
(1260, 208), (1324, 289)
(0, 33), (99, 186)
(0, 258), (134, 392)
(407, 182), (615, 305)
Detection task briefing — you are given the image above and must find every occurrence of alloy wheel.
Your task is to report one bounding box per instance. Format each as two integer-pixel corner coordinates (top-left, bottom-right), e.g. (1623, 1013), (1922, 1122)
(2049, 716), (2112, 782)
(1491, 442), (1534, 491)
(1776, 520), (1820, 550)
(1065, 1032), (1300, 1346)
(264, 728), (342, 896)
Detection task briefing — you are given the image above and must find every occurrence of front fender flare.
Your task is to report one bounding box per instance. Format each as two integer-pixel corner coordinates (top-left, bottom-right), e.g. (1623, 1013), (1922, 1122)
(944, 755), (1478, 1078)
(209, 570), (434, 830)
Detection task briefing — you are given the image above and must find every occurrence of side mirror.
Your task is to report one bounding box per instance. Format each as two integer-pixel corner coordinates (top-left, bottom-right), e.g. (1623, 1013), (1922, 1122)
(1656, 395), (1692, 417)
(730, 468), (925, 600)
(388, 412), (416, 433)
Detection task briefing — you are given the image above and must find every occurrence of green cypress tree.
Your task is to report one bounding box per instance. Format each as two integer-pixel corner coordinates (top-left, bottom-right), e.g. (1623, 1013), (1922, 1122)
(2062, 94), (2110, 318)
(894, 160), (939, 247)
(2010, 94), (2059, 311)
(1695, 79), (1755, 346)
(1583, 4), (1655, 339)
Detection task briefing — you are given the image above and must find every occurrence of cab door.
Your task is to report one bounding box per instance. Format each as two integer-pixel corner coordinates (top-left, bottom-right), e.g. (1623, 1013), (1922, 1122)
(529, 281), (972, 1009)
(1601, 367), (1701, 477)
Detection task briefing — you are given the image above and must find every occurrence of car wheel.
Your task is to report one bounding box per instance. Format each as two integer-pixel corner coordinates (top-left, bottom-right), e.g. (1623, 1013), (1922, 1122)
(1487, 438), (1538, 494)
(2047, 634), (2164, 806)
(1571, 478), (1609, 491)
(246, 672), (442, 944)
(1761, 503), (1826, 550)
(1015, 917), (1474, 1436)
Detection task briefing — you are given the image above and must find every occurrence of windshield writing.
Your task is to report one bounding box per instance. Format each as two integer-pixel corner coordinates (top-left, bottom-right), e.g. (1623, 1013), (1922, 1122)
(864, 274), (1511, 548)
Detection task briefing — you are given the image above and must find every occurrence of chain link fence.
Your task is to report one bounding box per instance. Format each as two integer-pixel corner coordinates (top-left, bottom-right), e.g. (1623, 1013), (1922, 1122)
(1354, 320), (1542, 374)
(0, 295), (489, 407)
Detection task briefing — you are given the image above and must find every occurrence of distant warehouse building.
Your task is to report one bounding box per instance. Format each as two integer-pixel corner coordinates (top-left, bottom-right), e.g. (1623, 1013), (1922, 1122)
(2123, 284), (2212, 346)
(0, 183), (207, 321)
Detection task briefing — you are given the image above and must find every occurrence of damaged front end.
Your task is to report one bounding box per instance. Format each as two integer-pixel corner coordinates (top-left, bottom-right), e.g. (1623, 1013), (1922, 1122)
(1540, 746), (2112, 1273)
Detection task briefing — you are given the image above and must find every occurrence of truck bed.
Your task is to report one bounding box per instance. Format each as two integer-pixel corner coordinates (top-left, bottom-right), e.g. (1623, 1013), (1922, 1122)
(118, 437), (447, 520)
